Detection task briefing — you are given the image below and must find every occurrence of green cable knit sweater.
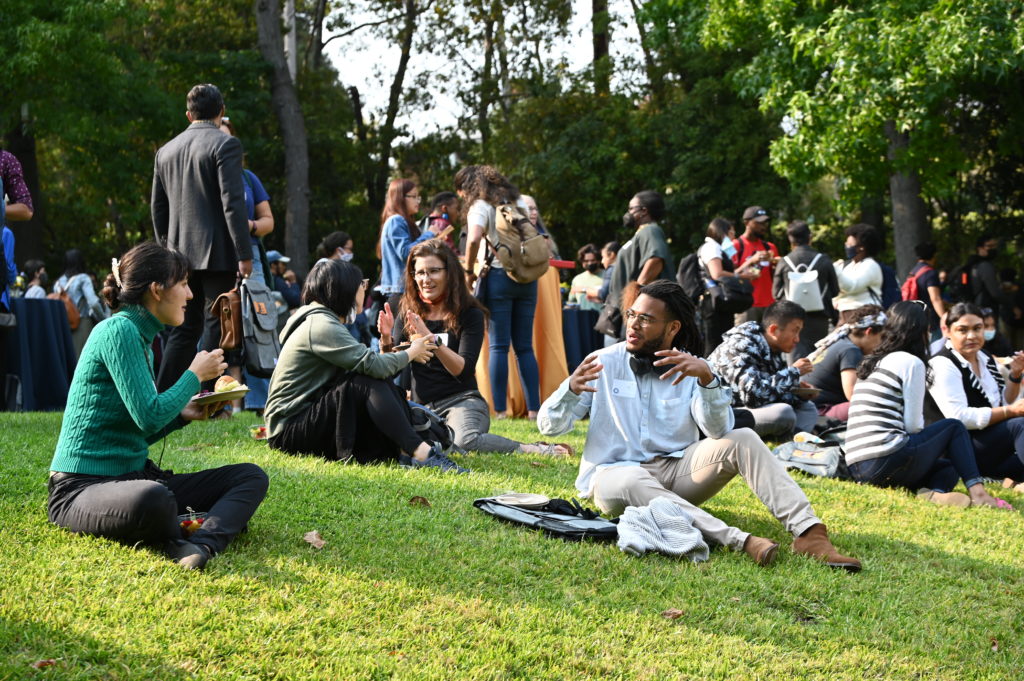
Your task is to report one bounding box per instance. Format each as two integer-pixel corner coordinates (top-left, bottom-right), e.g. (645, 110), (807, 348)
(49, 305), (200, 476)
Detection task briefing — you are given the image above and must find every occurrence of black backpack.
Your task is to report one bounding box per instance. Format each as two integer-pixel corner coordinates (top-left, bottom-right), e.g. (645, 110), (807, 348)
(945, 262), (973, 303)
(676, 253), (705, 304)
(408, 401), (456, 453)
(473, 497), (618, 542)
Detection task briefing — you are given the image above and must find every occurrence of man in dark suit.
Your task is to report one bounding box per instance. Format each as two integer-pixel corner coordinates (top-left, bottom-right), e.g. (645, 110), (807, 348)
(152, 83), (252, 390)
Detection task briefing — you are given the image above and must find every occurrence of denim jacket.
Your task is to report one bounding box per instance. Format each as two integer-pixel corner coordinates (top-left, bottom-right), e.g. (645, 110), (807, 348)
(379, 214), (433, 294)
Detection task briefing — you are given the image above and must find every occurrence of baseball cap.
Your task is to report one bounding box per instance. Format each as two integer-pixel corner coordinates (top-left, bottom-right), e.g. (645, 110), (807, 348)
(742, 206), (770, 222)
(266, 250), (290, 263)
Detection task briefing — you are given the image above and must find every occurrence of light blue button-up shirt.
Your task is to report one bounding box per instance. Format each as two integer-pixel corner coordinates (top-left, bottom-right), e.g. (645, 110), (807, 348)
(538, 342), (735, 497)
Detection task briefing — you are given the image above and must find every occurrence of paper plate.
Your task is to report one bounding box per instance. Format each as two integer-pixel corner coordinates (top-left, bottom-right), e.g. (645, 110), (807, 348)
(791, 387), (821, 400)
(491, 492), (551, 509)
(192, 388), (248, 405)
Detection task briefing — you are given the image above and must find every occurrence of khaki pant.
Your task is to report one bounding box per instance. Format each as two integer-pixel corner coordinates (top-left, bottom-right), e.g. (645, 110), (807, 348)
(591, 428), (820, 550)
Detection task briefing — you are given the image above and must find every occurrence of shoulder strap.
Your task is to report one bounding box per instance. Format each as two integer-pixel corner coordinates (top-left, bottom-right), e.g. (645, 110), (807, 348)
(808, 253), (822, 269)
(783, 255), (798, 271)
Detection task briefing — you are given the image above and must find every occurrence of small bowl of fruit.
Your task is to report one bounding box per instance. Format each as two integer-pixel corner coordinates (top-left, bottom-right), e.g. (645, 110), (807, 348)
(178, 507), (208, 537)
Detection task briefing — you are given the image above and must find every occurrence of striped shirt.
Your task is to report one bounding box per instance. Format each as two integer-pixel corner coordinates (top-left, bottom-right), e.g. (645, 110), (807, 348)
(844, 352), (925, 465)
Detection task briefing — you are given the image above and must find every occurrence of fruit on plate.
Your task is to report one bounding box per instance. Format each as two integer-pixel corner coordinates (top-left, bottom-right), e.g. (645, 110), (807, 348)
(215, 376), (242, 392)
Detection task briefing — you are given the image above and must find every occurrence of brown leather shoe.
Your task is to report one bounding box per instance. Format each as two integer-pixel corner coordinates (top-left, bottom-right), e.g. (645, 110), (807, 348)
(792, 523), (861, 572)
(743, 535), (779, 567)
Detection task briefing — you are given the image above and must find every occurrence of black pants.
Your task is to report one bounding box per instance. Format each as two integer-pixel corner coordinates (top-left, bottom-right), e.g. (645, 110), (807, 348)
(157, 270), (236, 391)
(269, 373), (424, 463)
(972, 417), (1024, 481)
(47, 460), (268, 556)
(701, 302), (733, 357)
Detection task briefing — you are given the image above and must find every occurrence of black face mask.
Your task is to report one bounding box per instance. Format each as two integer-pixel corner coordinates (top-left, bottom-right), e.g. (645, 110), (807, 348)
(623, 211), (636, 229)
(586, 263), (600, 273)
(38, 272), (50, 286)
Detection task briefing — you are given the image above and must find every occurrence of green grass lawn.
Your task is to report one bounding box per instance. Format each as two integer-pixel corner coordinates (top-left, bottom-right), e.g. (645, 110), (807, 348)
(2, 411), (1023, 680)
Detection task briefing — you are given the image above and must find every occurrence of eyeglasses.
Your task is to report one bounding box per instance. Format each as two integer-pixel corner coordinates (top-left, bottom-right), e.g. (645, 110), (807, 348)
(624, 309), (663, 328)
(405, 194), (421, 201)
(413, 267), (446, 279)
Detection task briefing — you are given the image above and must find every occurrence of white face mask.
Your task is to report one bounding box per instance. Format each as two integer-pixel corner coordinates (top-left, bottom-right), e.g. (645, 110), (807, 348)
(721, 237), (737, 257)
(338, 250), (354, 262)
(983, 330), (996, 342)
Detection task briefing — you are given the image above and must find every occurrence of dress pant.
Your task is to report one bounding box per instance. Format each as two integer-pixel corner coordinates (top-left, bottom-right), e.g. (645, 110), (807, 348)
(591, 428), (820, 550)
(47, 460), (268, 556)
(157, 270), (236, 392)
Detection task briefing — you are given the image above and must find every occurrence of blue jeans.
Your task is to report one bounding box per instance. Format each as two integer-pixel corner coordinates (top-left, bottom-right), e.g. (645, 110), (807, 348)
(971, 417), (1024, 480)
(484, 268), (540, 412)
(848, 418), (982, 492)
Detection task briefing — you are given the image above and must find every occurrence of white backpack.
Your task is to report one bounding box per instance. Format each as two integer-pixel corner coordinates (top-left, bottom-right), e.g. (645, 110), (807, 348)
(783, 254), (824, 313)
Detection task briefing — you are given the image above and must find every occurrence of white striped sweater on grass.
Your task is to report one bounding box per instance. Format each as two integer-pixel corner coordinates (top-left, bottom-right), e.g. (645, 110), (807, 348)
(844, 351), (926, 466)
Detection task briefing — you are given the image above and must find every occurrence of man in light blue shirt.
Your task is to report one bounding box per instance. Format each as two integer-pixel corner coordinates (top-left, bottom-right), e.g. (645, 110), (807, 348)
(538, 281), (861, 571)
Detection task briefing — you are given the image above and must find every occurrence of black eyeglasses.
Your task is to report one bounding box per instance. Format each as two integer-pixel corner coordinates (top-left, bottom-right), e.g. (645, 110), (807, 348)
(624, 309), (663, 328)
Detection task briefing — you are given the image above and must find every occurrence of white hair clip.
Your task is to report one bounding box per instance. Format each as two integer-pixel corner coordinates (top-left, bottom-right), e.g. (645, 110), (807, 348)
(111, 258), (122, 288)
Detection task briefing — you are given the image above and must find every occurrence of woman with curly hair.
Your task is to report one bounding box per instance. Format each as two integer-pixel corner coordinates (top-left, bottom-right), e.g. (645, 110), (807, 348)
(379, 239), (569, 455)
(456, 164), (542, 418)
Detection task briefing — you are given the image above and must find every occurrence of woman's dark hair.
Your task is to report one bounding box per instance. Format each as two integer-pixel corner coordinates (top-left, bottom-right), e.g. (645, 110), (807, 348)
(317, 231), (352, 259)
(914, 242), (937, 260)
(301, 259), (363, 318)
(847, 304), (885, 337)
(633, 190), (665, 222)
(401, 239), (486, 337)
(24, 259), (45, 280)
(63, 249), (87, 277)
(856, 301), (930, 380)
(102, 241), (191, 311)
(706, 217), (732, 243)
(630, 280), (702, 354)
(844, 223), (882, 257)
(603, 240), (621, 255)
(945, 302), (985, 327)
(377, 178), (419, 258)
(576, 243), (600, 263)
(453, 165), (519, 221)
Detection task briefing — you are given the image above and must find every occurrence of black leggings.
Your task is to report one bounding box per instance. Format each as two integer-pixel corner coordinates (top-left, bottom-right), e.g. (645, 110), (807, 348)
(47, 460), (268, 556)
(269, 373), (424, 463)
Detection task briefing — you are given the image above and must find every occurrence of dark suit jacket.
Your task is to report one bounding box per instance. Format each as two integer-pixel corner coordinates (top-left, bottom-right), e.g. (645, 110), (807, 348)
(151, 121), (250, 271)
(773, 244), (839, 320)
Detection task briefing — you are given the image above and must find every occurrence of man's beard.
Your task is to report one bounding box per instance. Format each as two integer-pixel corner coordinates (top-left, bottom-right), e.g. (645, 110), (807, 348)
(631, 328), (672, 357)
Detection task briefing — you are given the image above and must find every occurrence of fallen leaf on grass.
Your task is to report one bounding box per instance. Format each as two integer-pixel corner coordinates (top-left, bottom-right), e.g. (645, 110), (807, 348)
(409, 496), (431, 507)
(303, 531), (326, 549)
(30, 659), (56, 669)
(991, 638), (999, 652)
(730, 597), (741, 602)
(660, 609), (684, 620)
(529, 461), (547, 468)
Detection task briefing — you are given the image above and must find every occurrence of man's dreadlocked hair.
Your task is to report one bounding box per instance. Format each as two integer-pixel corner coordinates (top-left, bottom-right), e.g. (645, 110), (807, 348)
(625, 280), (703, 354)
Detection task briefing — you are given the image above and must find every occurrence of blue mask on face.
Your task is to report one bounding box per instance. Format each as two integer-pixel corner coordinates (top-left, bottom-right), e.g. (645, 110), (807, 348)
(983, 330), (996, 342)
(339, 251), (354, 262)
(722, 237), (737, 258)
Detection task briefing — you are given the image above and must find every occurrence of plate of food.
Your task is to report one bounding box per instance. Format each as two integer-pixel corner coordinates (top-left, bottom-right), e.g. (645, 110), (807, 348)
(192, 376), (249, 405)
(791, 386), (821, 400)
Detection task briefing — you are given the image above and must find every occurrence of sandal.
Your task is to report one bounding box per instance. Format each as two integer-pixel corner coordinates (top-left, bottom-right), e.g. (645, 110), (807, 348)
(530, 442), (574, 456)
(994, 498), (1015, 511)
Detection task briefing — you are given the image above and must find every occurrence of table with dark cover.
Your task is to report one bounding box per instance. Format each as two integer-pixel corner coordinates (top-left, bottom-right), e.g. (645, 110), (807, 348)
(9, 298), (77, 411)
(561, 307), (603, 373)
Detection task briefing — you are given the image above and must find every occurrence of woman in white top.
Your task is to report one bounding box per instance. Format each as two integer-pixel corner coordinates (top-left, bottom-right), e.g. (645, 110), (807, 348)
(926, 302), (1024, 484)
(845, 301), (1012, 509)
(832, 223), (883, 321)
(457, 165), (542, 418)
(698, 217), (757, 355)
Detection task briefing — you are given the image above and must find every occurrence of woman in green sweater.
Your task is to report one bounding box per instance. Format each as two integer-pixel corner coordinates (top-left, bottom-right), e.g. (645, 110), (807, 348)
(264, 258), (467, 472)
(47, 242), (269, 570)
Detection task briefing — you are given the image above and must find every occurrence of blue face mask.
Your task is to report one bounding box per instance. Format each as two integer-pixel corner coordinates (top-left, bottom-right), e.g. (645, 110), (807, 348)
(844, 245), (858, 260)
(338, 251), (354, 262)
(983, 330), (996, 342)
(722, 237), (737, 258)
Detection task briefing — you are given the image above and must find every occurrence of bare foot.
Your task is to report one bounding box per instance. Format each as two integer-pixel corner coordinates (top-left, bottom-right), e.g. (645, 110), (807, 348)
(968, 486), (1014, 510)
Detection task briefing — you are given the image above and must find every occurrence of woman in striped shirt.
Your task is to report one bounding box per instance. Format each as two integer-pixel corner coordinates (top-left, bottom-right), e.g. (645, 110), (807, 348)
(845, 301), (1012, 509)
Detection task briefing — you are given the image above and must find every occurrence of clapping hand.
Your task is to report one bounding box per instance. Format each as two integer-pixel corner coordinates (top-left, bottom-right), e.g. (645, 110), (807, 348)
(377, 302), (395, 339)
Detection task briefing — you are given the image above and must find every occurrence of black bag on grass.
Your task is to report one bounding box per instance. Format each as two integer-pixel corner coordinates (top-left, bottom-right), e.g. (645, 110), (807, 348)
(473, 497), (618, 542)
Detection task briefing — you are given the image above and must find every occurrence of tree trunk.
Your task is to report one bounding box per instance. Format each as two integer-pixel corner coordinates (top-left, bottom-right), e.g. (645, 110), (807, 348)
(305, 0), (328, 70)
(255, 0), (311, 277)
(4, 121), (45, 263)
(478, 13), (496, 155)
(885, 121), (929, 278)
(628, 0), (660, 98)
(592, 0), (610, 94)
(370, 0), (418, 214)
